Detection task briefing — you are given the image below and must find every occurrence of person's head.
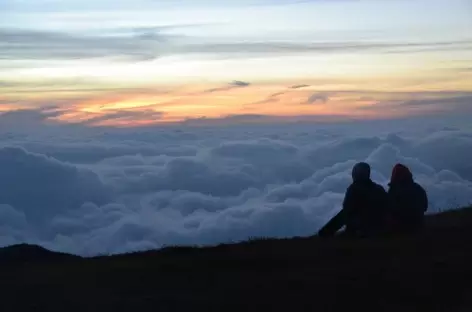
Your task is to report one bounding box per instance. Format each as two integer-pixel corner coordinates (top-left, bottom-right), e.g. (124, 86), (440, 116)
(352, 162), (371, 182)
(390, 163), (413, 185)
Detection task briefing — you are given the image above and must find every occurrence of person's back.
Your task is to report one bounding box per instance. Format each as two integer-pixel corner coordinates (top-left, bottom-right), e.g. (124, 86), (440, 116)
(318, 162), (387, 237)
(387, 164), (428, 234)
(343, 169), (388, 237)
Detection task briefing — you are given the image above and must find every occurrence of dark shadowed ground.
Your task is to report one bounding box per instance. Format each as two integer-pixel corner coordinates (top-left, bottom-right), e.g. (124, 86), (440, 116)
(1, 207), (472, 312)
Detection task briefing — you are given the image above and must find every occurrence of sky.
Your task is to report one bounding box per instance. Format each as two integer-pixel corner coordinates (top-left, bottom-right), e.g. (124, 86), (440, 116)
(1, 1), (472, 255)
(1, 0), (471, 126)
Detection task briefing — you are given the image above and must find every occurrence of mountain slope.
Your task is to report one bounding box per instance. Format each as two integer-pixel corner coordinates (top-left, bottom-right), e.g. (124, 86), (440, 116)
(1, 207), (472, 312)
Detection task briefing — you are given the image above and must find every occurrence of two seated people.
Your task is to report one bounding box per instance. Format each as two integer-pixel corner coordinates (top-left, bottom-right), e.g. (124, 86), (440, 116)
(318, 162), (428, 238)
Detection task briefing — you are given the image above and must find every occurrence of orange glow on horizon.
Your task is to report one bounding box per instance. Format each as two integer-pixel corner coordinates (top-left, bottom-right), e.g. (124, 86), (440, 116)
(2, 73), (471, 127)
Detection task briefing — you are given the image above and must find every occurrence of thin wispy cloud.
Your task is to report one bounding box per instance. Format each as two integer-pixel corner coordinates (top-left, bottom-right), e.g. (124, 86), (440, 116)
(79, 110), (165, 126)
(2, 26), (471, 62)
(0, 28), (166, 61)
(307, 93), (330, 104)
(359, 93), (472, 114)
(204, 80), (251, 93)
(291, 84), (310, 89)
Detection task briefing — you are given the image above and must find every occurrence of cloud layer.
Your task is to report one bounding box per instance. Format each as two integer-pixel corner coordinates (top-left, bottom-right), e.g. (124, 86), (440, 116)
(2, 25), (471, 65)
(0, 119), (471, 255)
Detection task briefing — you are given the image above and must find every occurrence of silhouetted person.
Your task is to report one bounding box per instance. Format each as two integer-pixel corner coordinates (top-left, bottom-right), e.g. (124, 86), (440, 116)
(318, 162), (387, 238)
(387, 164), (428, 234)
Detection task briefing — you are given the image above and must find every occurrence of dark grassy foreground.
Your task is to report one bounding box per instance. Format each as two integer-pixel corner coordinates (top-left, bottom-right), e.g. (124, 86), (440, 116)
(1, 207), (472, 312)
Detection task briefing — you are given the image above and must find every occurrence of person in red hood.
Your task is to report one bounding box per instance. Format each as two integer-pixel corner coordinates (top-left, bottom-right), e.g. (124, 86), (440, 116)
(387, 164), (428, 233)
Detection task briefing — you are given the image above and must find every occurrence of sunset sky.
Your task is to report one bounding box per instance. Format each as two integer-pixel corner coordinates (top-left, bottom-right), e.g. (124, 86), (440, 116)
(1, 0), (471, 126)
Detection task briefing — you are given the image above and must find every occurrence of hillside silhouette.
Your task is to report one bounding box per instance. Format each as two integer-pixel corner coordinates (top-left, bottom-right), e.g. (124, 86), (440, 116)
(1, 206), (472, 312)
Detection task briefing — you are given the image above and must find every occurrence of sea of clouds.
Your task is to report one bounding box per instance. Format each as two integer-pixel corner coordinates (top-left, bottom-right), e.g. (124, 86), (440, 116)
(0, 116), (472, 256)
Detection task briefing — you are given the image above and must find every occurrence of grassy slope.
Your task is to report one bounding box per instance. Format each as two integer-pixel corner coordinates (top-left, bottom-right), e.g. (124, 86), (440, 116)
(1, 207), (472, 312)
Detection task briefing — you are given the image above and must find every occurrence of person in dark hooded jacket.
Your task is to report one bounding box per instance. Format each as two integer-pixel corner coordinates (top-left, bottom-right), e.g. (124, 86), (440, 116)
(387, 164), (428, 234)
(318, 162), (388, 237)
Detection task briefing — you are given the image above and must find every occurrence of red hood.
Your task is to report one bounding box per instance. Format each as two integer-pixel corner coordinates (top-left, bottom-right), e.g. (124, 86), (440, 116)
(390, 163), (413, 184)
